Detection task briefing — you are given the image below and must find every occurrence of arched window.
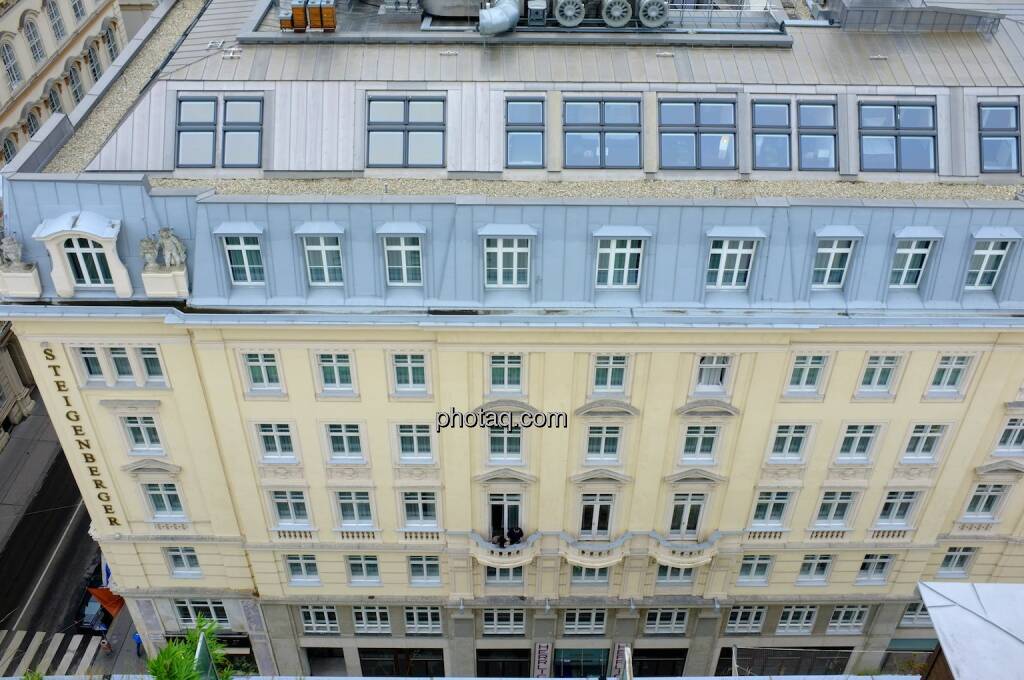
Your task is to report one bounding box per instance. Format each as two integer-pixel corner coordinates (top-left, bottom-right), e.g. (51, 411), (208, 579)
(2, 136), (17, 164)
(47, 86), (62, 113)
(86, 45), (100, 82)
(25, 20), (45, 63)
(70, 0), (85, 22)
(68, 65), (82, 103)
(63, 237), (113, 286)
(26, 111), (39, 136)
(44, 1), (66, 41)
(103, 25), (117, 61)
(1, 42), (22, 91)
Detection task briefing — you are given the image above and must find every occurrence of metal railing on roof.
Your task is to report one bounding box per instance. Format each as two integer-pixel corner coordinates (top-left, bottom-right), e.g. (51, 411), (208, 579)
(670, 0), (780, 30)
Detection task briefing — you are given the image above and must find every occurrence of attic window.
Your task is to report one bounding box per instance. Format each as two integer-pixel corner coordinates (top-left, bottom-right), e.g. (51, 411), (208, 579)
(222, 99), (262, 168)
(176, 98), (216, 168)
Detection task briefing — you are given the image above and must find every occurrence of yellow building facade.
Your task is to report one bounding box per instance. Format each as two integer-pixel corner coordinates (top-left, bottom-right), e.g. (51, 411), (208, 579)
(13, 314), (1024, 676)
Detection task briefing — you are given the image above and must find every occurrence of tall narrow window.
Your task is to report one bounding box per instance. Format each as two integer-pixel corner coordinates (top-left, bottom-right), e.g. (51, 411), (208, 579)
(140, 347), (164, 382)
(564, 99), (641, 168)
(889, 240), (932, 288)
(659, 100), (736, 169)
(860, 103), (936, 172)
(176, 98), (217, 168)
(979, 104), (1019, 173)
(752, 102), (790, 170)
(2, 136), (16, 164)
(71, 0), (86, 21)
(506, 99), (544, 168)
(303, 236), (344, 285)
(68, 66), (82, 103)
(25, 112), (39, 137)
(223, 236), (264, 284)
(1, 42), (22, 91)
(64, 238), (112, 286)
(383, 236), (422, 285)
(86, 46), (101, 83)
(595, 239), (643, 288)
(103, 25), (118, 61)
(580, 493), (613, 538)
(44, 1), (67, 41)
(25, 21), (45, 63)
(367, 98), (445, 168)
(669, 492), (705, 539)
(222, 98), (262, 167)
(484, 238), (530, 288)
(798, 103), (837, 170)
(78, 347), (102, 378)
(47, 87), (63, 114)
(812, 240), (854, 288)
(706, 239), (756, 289)
(965, 240), (1011, 290)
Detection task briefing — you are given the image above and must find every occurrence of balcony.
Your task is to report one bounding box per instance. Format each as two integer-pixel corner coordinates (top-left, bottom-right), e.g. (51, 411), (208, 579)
(467, 532), (542, 568)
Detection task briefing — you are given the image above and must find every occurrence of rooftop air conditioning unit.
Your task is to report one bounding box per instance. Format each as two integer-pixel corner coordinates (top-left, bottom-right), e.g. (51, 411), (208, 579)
(601, 0), (632, 27)
(308, 0), (323, 29)
(291, 0), (308, 31)
(527, 0), (547, 24)
(554, 0), (585, 26)
(637, 0), (667, 26)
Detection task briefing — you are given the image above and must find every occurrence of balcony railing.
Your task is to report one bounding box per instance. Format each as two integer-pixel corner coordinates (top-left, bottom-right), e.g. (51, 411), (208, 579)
(808, 528), (849, 541)
(466, 531), (543, 567)
(272, 528), (315, 541)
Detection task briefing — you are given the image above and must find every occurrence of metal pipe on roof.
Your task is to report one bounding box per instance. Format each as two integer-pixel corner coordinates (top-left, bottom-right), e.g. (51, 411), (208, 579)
(478, 0), (520, 35)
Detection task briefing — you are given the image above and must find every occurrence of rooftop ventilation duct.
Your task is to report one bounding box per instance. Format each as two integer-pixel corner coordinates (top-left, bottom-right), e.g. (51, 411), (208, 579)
(479, 0), (521, 35)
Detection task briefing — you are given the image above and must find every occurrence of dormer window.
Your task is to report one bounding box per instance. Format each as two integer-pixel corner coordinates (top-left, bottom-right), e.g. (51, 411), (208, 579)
(64, 237), (113, 286)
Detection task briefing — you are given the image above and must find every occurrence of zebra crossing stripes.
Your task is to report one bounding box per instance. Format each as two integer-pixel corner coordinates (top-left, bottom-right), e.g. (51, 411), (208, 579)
(54, 633), (85, 675)
(0, 631), (26, 675)
(35, 633), (63, 676)
(74, 636), (101, 676)
(13, 632), (45, 676)
(0, 629), (96, 676)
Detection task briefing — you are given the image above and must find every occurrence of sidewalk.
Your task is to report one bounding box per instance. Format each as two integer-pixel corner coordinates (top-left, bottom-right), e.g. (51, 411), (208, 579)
(0, 392), (62, 552)
(90, 608), (149, 675)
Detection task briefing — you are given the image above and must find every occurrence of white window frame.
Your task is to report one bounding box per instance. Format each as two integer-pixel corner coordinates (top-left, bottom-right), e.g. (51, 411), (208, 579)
(737, 554), (773, 585)
(815, 490), (855, 528)
(669, 492), (705, 539)
(725, 606), (766, 634)
(285, 554), (320, 585)
(242, 352), (282, 393)
(938, 547), (976, 577)
(482, 608), (526, 635)
(769, 424), (809, 463)
(144, 482), (185, 520)
(694, 354), (731, 393)
(571, 565), (609, 584)
(123, 415), (163, 454)
(485, 565), (524, 584)
(786, 354), (828, 395)
(964, 483), (1008, 520)
(901, 602), (931, 627)
(223, 235), (265, 285)
(857, 553), (894, 584)
(797, 554), (833, 585)
(392, 353), (428, 394)
(301, 605), (340, 634)
(593, 354), (628, 393)
(336, 490), (374, 529)
(584, 425), (621, 464)
(402, 491), (439, 528)
(397, 424), (434, 464)
(316, 352), (356, 395)
(902, 424), (946, 463)
(876, 490), (918, 528)
(777, 606), (817, 635)
(383, 236), (423, 286)
(484, 238), (530, 288)
(63, 237), (113, 287)
(656, 565), (694, 584)
(302, 235), (344, 286)
(858, 354), (901, 396)
(836, 423), (880, 463)
(489, 354), (524, 393)
(488, 426), (523, 465)
(326, 423), (364, 463)
(595, 238), (644, 289)
(928, 354), (973, 397)
(965, 239), (1011, 290)
(408, 556), (441, 585)
(257, 423), (296, 463)
(706, 239), (757, 290)
(352, 606), (391, 634)
(563, 609), (605, 635)
(165, 547), (201, 578)
(271, 490), (310, 528)
(645, 609), (688, 635)
(811, 239), (854, 289)
(751, 490), (790, 527)
(681, 424), (719, 463)
(827, 605), (869, 634)
(174, 599), (228, 627)
(579, 492), (614, 539)
(347, 555), (381, 584)
(404, 606), (442, 634)
(889, 239), (932, 289)
(996, 417), (1024, 455)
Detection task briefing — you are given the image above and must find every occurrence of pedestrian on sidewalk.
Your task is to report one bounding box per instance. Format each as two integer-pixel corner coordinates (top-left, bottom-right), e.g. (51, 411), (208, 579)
(133, 631), (143, 657)
(100, 637), (113, 655)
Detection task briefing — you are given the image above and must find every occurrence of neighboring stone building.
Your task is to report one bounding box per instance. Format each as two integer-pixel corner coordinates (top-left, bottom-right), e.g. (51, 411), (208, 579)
(0, 321), (34, 450)
(0, 0), (126, 165)
(3, 0), (1024, 676)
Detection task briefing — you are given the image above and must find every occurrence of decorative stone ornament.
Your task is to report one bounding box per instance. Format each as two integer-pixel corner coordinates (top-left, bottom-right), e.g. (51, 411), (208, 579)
(0, 233), (41, 299)
(140, 227), (189, 299)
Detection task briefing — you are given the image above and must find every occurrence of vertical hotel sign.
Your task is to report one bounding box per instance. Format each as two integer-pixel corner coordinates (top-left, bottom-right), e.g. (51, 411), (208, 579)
(43, 347), (122, 527)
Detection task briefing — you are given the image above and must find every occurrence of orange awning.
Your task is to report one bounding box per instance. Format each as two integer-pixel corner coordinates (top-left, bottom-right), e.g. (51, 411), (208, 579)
(87, 587), (125, 617)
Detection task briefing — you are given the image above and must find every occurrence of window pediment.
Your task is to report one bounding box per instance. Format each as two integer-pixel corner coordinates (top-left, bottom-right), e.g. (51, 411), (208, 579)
(575, 399), (639, 417)
(571, 468), (632, 485)
(664, 468), (726, 485)
(474, 468), (537, 484)
(32, 211), (120, 241)
(976, 460), (1024, 478)
(477, 399), (540, 415)
(122, 458), (181, 477)
(676, 399), (739, 418)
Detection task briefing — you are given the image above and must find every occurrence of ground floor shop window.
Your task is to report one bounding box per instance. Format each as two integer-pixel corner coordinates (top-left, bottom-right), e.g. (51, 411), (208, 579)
(553, 648), (609, 678)
(305, 647), (347, 676)
(632, 648), (687, 676)
(476, 649), (532, 677)
(715, 647), (852, 676)
(359, 648), (444, 677)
